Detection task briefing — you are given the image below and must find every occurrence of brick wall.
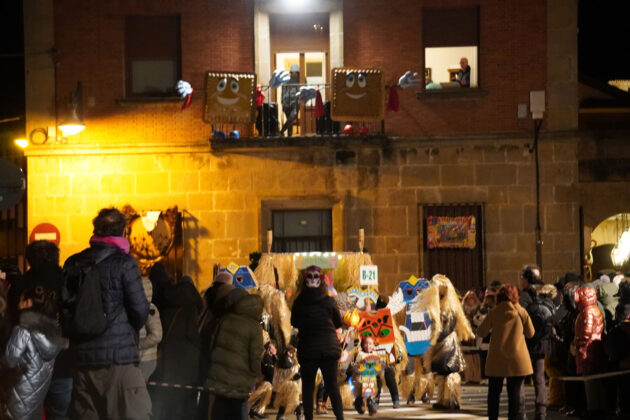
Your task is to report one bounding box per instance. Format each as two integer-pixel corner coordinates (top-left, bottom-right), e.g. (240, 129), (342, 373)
(27, 137), (580, 292)
(343, 0), (547, 136)
(51, 0), (547, 143)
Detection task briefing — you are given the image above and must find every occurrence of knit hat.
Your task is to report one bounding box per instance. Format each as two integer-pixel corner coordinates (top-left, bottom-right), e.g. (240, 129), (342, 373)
(290, 63), (299, 72)
(214, 271), (233, 285)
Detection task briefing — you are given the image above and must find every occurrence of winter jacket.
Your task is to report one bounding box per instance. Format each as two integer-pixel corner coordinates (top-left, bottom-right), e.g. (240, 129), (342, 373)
(139, 303), (162, 362)
(598, 282), (619, 330)
(291, 287), (343, 363)
(63, 242), (149, 367)
(524, 285), (557, 356)
(207, 293), (263, 399)
(4, 310), (68, 420)
(574, 286), (604, 375)
(477, 301), (535, 377)
(152, 278), (202, 385)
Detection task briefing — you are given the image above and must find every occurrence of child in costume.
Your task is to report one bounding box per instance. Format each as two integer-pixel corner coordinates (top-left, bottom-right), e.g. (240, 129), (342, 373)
(413, 274), (474, 409)
(350, 336), (381, 416)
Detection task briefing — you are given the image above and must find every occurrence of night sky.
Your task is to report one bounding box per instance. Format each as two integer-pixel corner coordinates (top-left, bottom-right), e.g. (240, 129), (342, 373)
(0, 1), (629, 149)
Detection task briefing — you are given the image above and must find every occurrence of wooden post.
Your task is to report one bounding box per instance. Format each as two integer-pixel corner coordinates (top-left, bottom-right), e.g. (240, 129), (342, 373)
(359, 227), (365, 253)
(267, 229), (273, 254)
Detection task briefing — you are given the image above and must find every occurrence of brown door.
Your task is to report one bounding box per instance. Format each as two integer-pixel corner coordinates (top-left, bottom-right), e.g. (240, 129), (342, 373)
(421, 203), (484, 292)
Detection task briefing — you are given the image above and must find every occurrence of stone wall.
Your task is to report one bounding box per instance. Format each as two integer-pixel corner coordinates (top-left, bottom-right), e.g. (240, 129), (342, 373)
(26, 136), (581, 292)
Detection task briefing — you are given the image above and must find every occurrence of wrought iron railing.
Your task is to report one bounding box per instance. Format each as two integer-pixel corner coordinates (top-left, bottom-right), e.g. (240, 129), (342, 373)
(210, 83), (385, 140)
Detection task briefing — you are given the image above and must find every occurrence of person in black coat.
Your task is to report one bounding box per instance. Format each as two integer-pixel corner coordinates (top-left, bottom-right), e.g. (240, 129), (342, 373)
(290, 265), (344, 420)
(64, 207), (151, 420)
(149, 263), (203, 420)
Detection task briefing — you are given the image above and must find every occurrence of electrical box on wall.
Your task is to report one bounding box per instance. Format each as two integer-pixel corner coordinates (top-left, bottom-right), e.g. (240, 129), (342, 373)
(530, 90), (545, 119)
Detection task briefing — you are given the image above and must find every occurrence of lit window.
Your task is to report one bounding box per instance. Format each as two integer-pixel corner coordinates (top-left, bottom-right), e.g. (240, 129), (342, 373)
(423, 8), (479, 90)
(125, 15), (181, 97)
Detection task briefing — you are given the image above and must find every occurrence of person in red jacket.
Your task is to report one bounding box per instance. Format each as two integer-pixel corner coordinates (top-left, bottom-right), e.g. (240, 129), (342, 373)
(573, 286), (604, 375)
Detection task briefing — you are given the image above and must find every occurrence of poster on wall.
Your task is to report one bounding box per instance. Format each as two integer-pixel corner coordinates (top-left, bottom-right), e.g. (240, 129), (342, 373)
(331, 67), (384, 121)
(203, 71), (256, 124)
(426, 216), (476, 249)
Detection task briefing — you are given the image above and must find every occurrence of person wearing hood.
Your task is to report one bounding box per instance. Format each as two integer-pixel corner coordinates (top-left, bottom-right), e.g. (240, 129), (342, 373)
(149, 264), (203, 420)
(207, 292), (263, 420)
(4, 285), (68, 420)
(291, 266), (344, 420)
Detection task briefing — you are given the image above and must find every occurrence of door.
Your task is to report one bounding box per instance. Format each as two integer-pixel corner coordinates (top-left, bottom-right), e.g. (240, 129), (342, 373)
(421, 203), (484, 292)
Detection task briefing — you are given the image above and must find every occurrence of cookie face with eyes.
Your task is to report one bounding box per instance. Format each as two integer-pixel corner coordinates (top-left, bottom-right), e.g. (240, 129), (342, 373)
(204, 71), (256, 124)
(331, 67), (384, 121)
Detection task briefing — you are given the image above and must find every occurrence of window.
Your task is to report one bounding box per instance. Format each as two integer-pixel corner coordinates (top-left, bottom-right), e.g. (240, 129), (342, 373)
(272, 209), (332, 252)
(125, 15), (181, 97)
(423, 8), (479, 90)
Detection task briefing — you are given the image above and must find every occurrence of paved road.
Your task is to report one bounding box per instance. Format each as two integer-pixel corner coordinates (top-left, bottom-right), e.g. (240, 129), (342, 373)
(265, 384), (571, 419)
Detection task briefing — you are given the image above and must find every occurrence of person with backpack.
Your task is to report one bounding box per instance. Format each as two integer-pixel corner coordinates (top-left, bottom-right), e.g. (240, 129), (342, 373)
(524, 283), (557, 420)
(4, 285), (68, 420)
(62, 207), (150, 420)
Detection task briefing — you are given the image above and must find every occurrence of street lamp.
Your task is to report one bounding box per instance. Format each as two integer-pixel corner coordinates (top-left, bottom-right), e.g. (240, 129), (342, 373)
(530, 90), (545, 272)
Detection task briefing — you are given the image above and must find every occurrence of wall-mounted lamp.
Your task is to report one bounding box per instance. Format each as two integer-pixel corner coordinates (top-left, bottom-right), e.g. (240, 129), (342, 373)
(14, 138), (28, 149)
(58, 81), (85, 138)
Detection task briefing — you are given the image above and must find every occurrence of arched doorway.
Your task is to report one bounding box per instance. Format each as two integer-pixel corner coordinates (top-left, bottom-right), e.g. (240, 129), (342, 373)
(589, 213), (630, 275)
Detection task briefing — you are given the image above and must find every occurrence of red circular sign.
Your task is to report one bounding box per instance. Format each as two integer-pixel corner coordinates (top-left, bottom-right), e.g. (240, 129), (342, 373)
(30, 223), (61, 246)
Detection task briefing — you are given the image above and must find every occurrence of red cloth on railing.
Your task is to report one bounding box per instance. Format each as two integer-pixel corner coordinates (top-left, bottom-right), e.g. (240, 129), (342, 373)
(386, 85), (399, 112)
(315, 89), (325, 118)
(256, 85), (266, 108)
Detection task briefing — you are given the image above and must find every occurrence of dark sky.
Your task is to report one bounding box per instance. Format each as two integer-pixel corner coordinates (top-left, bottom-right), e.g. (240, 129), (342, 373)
(0, 0), (628, 147)
(578, 0), (630, 80)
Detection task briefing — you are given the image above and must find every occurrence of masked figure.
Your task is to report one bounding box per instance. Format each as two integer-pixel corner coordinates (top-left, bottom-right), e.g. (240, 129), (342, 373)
(412, 274), (474, 409)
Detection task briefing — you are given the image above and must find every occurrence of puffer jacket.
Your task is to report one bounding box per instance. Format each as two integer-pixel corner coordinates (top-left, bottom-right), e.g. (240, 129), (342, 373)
(63, 242), (149, 366)
(139, 303), (162, 362)
(4, 310), (68, 420)
(574, 286), (604, 375)
(207, 293), (263, 399)
(291, 287), (342, 363)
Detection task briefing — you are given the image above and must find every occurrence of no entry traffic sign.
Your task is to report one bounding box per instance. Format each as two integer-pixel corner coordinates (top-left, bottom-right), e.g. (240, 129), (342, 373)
(30, 223), (61, 246)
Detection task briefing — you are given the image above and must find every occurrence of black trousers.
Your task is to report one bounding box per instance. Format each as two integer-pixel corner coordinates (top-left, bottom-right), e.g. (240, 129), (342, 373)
(530, 355), (547, 419)
(210, 395), (247, 420)
(300, 357), (344, 420)
(377, 364), (400, 403)
(488, 376), (525, 420)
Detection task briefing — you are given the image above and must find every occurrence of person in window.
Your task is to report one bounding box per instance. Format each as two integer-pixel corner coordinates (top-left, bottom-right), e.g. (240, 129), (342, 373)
(457, 57), (471, 88)
(280, 64), (300, 137)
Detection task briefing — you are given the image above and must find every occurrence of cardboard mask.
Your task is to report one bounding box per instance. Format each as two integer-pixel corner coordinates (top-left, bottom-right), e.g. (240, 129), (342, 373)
(347, 286), (379, 310)
(204, 71), (256, 124)
(219, 266), (257, 289)
(397, 276), (432, 356)
(331, 68), (384, 121)
(357, 308), (395, 363)
(358, 355), (382, 398)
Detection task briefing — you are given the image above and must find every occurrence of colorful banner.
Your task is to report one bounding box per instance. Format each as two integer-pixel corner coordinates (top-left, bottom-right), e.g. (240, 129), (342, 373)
(426, 216), (476, 249)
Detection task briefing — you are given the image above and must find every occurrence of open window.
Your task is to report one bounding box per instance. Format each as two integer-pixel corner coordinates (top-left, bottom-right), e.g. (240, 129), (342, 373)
(125, 15), (181, 97)
(423, 8), (479, 90)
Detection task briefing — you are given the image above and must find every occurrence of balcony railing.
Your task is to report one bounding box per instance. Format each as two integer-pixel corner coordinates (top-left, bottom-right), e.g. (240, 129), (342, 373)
(210, 83), (385, 141)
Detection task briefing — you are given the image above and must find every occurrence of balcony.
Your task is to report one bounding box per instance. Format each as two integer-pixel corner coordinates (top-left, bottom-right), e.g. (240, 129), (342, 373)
(210, 83), (387, 150)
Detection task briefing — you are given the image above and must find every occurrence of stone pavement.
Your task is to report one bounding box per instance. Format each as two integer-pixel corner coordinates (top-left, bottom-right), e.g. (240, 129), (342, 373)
(266, 384), (572, 419)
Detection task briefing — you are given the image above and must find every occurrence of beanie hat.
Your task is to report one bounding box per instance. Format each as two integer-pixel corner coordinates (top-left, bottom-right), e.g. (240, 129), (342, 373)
(290, 63), (299, 72)
(214, 272), (233, 285)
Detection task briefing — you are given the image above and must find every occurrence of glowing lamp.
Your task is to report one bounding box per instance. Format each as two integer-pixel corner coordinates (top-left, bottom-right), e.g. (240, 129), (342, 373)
(611, 230), (630, 268)
(14, 139), (28, 149)
(58, 109), (86, 136)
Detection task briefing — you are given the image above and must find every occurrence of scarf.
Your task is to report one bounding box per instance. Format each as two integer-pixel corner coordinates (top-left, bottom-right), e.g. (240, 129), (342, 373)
(90, 235), (130, 254)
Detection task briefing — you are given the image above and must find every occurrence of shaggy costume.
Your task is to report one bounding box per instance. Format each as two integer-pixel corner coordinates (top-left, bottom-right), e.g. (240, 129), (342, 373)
(412, 274), (474, 409)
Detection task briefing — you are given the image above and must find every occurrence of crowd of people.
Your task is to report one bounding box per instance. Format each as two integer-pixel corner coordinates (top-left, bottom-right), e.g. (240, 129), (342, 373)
(1, 206), (629, 420)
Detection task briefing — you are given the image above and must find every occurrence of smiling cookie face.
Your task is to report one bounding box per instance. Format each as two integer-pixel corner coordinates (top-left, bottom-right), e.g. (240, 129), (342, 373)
(331, 67), (384, 121)
(204, 71), (256, 124)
